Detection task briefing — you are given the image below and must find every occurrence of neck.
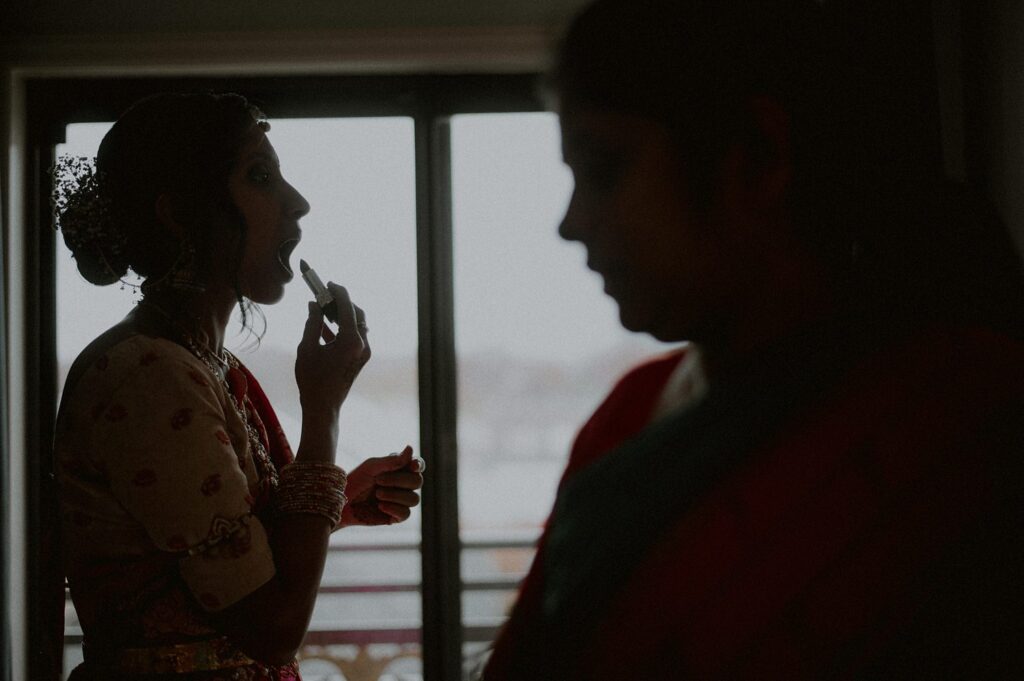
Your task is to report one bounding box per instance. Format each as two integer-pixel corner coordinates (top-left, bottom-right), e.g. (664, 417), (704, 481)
(139, 288), (237, 351)
(700, 296), (834, 383)
(697, 252), (836, 382)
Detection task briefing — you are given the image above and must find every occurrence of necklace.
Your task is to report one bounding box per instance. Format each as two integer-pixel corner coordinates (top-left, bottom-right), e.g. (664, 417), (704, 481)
(139, 301), (279, 498)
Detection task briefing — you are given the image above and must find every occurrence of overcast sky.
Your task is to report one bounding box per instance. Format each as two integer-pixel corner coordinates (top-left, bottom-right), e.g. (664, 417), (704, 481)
(56, 112), (672, 540)
(57, 114), (663, 370)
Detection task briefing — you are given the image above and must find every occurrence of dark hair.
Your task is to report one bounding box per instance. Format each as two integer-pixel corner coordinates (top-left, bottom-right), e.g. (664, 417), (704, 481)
(551, 0), (833, 203)
(56, 91), (268, 331)
(551, 0), (1024, 338)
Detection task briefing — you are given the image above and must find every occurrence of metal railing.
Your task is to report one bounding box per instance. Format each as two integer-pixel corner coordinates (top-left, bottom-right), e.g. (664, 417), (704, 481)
(63, 537), (536, 680)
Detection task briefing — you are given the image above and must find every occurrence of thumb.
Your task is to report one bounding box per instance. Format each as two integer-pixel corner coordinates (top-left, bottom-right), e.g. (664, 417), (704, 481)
(374, 446), (414, 473)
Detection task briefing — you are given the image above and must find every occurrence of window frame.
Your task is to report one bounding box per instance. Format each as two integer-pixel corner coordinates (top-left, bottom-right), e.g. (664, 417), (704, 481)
(23, 73), (547, 681)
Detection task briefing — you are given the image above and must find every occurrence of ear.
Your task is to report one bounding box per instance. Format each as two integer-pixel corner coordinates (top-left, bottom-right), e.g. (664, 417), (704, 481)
(154, 193), (186, 238)
(714, 97), (793, 243)
(729, 95), (793, 208)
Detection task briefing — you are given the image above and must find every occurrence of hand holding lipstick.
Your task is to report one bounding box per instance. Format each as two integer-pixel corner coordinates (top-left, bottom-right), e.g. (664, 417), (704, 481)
(294, 259), (423, 525)
(294, 278), (370, 460)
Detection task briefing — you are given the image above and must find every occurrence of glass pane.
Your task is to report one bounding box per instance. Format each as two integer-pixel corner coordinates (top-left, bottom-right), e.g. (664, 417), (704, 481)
(56, 117), (421, 680)
(56, 121), (120, 677)
(451, 113), (668, 668)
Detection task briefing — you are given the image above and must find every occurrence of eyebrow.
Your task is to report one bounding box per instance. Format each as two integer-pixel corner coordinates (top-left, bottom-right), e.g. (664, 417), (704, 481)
(247, 151), (281, 166)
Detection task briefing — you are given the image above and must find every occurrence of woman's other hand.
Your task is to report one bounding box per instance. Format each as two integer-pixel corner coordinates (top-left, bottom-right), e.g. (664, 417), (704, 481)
(340, 445), (424, 527)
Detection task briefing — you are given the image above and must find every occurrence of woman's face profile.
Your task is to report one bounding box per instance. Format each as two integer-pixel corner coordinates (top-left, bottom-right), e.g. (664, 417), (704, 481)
(226, 130), (310, 306)
(557, 103), (741, 342)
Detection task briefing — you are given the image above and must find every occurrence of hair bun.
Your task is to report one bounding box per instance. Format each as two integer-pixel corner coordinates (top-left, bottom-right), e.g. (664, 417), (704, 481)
(67, 242), (129, 286)
(51, 155), (130, 286)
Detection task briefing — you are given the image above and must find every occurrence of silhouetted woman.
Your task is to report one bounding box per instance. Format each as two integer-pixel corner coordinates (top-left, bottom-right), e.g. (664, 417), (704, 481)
(53, 92), (424, 680)
(484, 1), (1024, 678)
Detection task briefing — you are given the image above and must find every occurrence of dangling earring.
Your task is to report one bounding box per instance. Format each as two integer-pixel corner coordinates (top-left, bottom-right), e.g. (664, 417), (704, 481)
(166, 236), (205, 293)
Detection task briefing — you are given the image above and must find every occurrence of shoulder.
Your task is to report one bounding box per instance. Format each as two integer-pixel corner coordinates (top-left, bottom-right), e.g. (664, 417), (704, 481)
(85, 334), (208, 384)
(563, 346), (689, 478)
(106, 334), (202, 365)
(870, 325), (1024, 456)
(842, 325), (1024, 418)
(578, 328), (1024, 677)
(65, 333), (223, 412)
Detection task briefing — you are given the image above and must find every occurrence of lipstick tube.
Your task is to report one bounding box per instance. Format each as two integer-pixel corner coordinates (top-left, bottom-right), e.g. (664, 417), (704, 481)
(299, 260), (339, 324)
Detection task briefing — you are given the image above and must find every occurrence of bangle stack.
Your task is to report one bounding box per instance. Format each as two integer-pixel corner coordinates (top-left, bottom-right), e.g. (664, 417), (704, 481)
(276, 461), (348, 529)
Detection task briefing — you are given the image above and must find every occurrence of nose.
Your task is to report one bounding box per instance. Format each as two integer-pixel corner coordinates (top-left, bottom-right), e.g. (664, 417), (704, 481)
(288, 181), (311, 219)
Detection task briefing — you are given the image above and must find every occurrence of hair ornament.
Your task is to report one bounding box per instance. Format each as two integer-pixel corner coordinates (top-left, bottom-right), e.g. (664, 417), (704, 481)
(50, 154), (132, 287)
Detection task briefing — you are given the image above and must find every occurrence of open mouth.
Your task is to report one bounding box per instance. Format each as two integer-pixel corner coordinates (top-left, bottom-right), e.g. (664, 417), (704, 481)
(277, 237), (301, 276)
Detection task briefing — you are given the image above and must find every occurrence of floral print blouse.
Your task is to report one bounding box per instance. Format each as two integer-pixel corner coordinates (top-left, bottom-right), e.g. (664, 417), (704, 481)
(56, 334), (297, 680)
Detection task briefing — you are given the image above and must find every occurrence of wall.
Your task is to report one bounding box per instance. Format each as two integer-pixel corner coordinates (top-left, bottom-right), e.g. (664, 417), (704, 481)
(963, 0), (1024, 254)
(1, 0), (588, 35)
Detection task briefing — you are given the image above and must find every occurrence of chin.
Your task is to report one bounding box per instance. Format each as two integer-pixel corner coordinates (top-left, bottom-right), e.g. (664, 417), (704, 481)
(648, 327), (689, 342)
(610, 285), (657, 334)
(616, 303), (650, 335)
(618, 304), (690, 342)
(245, 283), (287, 306)
(262, 289), (287, 306)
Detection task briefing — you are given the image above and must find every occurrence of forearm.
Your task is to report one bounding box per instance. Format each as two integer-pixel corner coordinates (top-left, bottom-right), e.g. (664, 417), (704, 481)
(267, 410), (344, 621)
(296, 409), (339, 463)
(213, 416), (341, 663)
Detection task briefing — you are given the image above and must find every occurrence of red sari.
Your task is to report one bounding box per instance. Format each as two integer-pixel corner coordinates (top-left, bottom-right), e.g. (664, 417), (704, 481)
(485, 325), (1024, 679)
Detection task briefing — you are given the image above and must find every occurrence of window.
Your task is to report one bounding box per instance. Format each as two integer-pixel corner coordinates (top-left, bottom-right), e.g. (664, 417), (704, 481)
(56, 116), (425, 677)
(449, 114), (663, 674)
(31, 75), (669, 681)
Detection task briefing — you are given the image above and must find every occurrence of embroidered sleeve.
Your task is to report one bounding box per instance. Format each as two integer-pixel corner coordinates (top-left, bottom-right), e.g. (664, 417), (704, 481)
(92, 339), (276, 612)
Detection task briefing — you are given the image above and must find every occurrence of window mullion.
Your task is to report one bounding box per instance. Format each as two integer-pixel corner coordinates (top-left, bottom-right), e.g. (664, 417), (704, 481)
(28, 137), (61, 681)
(416, 114), (463, 681)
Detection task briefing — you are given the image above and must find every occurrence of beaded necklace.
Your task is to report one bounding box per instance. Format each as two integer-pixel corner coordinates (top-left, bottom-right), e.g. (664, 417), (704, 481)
(140, 302), (279, 499)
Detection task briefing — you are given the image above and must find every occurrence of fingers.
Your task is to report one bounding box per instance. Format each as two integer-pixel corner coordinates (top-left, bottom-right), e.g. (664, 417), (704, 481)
(372, 447), (423, 522)
(358, 447), (423, 488)
(305, 282), (361, 344)
(353, 304), (370, 362)
(327, 282), (357, 334)
(376, 501), (413, 523)
(302, 301), (342, 347)
(375, 487), (420, 508)
(354, 304), (368, 339)
(394, 445), (413, 465)
(363, 446), (414, 474)
(321, 285), (369, 368)
(302, 302), (324, 344)
(375, 469), (423, 490)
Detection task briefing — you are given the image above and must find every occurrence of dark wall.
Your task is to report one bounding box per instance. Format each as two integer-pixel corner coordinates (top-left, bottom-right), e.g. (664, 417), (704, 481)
(963, 0), (1024, 255)
(0, 0), (589, 36)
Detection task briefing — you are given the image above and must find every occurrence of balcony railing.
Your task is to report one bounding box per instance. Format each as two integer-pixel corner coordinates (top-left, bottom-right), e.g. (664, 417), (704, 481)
(63, 536), (536, 681)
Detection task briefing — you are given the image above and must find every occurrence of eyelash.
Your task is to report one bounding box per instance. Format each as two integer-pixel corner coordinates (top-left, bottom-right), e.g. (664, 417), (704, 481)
(248, 165), (273, 185)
